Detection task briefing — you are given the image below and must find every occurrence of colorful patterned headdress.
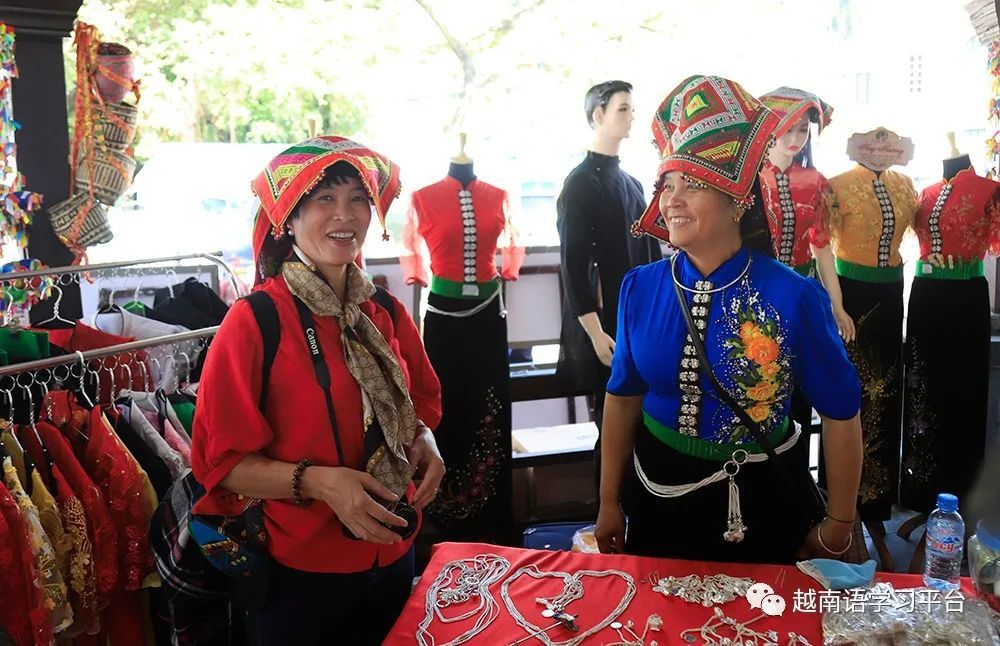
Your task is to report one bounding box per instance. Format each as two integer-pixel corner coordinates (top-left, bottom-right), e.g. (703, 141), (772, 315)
(250, 135), (401, 284)
(759, 87), (833, 138)
(635, 75), (779, 242)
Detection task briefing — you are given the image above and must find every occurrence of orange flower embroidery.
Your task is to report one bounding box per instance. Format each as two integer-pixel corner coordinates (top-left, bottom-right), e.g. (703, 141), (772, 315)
(744, 335), (780, 365)
(746, 381), (779, 402)
(760, 362), (780, 380)
(739, 321), (760, 344)
(747, 403), (771, 423)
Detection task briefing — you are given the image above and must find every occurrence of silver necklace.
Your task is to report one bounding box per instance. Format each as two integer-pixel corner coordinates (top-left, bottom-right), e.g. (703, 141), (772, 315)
(501, 565), (636, 646)
(671, 253), (752, 294)
(417, 553), (511, 646)
(652, 573), (755, 607)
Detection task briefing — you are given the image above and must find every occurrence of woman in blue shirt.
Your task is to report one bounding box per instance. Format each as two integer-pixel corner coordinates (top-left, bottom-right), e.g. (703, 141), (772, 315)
(594, 75), (864, 564)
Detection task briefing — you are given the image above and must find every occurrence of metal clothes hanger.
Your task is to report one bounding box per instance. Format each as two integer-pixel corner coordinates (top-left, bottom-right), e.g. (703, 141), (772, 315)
(35, 275), (75, 326)
(73, 351), (96, 410)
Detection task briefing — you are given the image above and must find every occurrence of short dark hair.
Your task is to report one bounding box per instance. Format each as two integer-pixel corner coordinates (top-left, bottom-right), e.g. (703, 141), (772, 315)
(288, 161), (371, 221)
(585, 80), (633, 127)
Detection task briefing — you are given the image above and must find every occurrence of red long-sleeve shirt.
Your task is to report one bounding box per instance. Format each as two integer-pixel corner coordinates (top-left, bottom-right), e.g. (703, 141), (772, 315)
(759, 162), (832, 267)
(191, 276), (442, 573)
(914, 169), (1000, 262)
(400, 177), (524, 287)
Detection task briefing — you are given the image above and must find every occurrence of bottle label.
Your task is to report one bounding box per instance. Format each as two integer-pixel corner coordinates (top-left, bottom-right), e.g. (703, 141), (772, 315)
(927, 533), (963, 557)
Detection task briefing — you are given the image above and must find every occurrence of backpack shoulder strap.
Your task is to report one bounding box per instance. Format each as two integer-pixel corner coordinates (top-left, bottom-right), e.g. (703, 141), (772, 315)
(243, 291), (280, 411)
(371, 285), (396, 321)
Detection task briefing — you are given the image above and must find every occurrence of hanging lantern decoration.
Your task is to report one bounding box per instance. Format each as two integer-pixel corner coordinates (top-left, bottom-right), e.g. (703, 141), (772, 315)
(48, 22), (141, 263)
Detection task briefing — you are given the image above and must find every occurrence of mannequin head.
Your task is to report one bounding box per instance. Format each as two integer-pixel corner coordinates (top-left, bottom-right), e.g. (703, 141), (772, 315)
(768, 116), (811, 170)
(585, 80), (634, 143)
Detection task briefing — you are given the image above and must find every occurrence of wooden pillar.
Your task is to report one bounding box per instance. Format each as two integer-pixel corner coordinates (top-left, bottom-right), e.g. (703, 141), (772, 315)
(1, 1), (83, 321)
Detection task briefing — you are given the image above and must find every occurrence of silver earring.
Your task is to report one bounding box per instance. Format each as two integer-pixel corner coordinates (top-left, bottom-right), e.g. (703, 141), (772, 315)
(286, 228), (294, 237)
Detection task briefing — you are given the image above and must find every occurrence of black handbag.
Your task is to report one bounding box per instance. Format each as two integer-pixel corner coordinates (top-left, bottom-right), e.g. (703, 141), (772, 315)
(671, 275), (827, 526)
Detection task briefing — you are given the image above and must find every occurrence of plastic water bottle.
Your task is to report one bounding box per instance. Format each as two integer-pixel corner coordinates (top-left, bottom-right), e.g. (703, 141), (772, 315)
(924, 493), (965, 590)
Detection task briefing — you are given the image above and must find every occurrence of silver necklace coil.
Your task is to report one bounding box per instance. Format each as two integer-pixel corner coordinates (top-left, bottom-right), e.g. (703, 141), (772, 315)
(501, 565), (636, 646)
(416, 553), (511, 646)
(670, 252), (752, 295)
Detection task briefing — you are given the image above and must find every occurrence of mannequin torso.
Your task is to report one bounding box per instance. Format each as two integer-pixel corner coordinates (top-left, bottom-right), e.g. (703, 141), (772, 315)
(448, 162), (476, 187)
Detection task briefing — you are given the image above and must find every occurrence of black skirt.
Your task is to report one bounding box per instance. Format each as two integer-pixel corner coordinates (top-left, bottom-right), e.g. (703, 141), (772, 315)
(901, 276), (990, 513)
(423, 291), (513, 541)
(837, 276), (904, 521)
(624, 424), (812, 565)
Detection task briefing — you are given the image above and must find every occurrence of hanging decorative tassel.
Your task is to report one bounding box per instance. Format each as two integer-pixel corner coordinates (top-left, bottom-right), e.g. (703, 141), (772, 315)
(723, 469), (747, 543)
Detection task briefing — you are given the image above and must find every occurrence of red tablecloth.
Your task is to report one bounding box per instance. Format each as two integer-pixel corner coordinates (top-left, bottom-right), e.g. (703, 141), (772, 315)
(385, 542), (977, 645)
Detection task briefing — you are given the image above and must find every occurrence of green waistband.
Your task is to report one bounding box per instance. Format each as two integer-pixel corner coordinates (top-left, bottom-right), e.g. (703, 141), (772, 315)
(793, 259), (816, 277)
(914, 259), (984, 280)
(429, 275), (500, 299)
(642, 411), (790, 462)
(835, 258), (903, 283)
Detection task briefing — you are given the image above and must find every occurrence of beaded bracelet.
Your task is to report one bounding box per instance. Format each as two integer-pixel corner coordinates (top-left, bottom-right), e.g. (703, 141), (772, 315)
(292, 459), (312, 507)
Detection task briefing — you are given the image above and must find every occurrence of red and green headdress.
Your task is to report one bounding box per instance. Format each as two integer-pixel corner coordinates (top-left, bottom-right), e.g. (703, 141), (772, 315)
(759, 87), (833, 138)
(250, 136), (400, 284)
(635, 75), (779, 243)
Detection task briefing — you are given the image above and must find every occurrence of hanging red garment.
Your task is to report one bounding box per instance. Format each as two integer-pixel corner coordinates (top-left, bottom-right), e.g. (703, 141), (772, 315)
(401, 177), (524, 288)
(0, 482), (52, 646)
(46, 391), (154, 591)
(17, 422), (119, 597)
(759, 161), (832, 269)
(31, 455), (102, 637)
(914, 168), (1000, 262)
(42, 322), (152, 403)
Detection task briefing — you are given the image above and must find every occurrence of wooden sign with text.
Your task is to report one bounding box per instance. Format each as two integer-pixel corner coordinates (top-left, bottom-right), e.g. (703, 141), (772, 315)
(846, 127), (914, 171)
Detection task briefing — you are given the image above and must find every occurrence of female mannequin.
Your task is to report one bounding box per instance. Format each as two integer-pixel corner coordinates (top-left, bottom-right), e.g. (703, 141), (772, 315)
(758, 89), (855, 478)
(758, 88), (854, 341)
(401, 134), (523, 543)
(827, 139), (919, 571)
(898, 144), (1000, 570)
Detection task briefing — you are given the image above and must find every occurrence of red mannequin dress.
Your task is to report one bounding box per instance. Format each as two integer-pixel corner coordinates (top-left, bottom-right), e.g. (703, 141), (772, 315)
(402, 173), (523, 541)
(901, 166), (1000, 514)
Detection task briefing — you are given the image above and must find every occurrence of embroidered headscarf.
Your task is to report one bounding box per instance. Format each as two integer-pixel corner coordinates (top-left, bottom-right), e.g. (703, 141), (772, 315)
(635, 75), (779, 243)
(250, 136), (414, 499)
(250, 135), (401, 286)
(759, 87), (833, 138)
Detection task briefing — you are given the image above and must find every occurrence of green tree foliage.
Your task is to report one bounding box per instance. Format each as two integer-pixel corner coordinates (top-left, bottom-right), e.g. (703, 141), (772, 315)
(76, 0), (370, 152)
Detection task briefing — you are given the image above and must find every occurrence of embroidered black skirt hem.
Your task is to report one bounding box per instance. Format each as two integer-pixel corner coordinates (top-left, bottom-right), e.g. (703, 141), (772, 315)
(422, 291), (513, 542)
(901, 276), (990, 513)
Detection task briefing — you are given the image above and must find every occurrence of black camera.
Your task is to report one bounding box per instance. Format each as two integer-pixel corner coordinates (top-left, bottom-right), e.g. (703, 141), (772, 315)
(342, 497), (418, 541)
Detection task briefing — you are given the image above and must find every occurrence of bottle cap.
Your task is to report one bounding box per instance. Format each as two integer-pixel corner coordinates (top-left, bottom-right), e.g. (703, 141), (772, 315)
(936, 493), (959, 512)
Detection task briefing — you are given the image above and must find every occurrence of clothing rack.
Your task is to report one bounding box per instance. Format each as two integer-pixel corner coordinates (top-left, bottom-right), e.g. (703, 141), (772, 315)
(0, 252), (245, 300)
(0, 326), (219, 379)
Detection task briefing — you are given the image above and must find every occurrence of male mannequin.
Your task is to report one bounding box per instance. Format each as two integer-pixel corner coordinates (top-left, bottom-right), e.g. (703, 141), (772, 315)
(556, 80), (661, 486)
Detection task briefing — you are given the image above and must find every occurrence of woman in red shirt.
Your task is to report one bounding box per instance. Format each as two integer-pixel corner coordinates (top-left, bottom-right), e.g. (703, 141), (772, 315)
(191, 136), (444, 645)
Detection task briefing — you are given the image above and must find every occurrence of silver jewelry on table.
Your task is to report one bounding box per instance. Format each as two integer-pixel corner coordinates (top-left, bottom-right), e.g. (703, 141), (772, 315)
(501, 565), (636, 646)
(605, 614), (664, 646)
(680, 607), (777, 645)
(416, 553), (511, 646)
(652, 574), (755, 607)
